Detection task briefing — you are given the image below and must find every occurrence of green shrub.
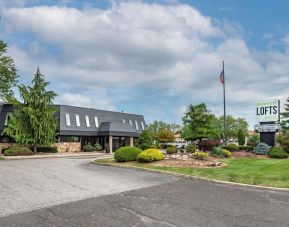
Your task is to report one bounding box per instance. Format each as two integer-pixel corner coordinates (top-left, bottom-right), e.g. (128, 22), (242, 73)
(166, 146), (178, 154)
(237, 130), (246, 145)
(94, 143), (103, 151)
(137, 149), (165, 163)
(211, 147), (231, 157)
(247, 134), (260, 147)
(37, 146), (58, 153)
(0, 157), (5, 160)
(192, 151), (209, 160)
(238, 145), (254, 152)
(4, 146), (33, 156)
(198, 140), (221, 151)
(278, 131), (289, 153)
(222, 144), (239, 152)
(222, 149), (232, 157)
(268, 147), (288, 159)
(253, 143), (271, 155)
(186, 143), (196, 153)
(83, 144), (96, 152)
(137, 129), (154, 150)
(114, 146), (143, 162)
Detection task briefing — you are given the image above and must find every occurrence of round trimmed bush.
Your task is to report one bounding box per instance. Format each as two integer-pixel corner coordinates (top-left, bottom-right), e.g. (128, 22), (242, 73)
(253, 143), (271, 155)
(222, 144), (239, 152)
(166, 146), (178, 154)
(83, 144), (96, 152)
(268, 147), (288, 159)
(192, 151), (209, 160)
(222, 149), (232, 157)
(211, 147), (231, 157)
(137, 149), (165, 163)
(4, 146), (33, 156)
(186, 143), (196, 153)
(114, 146), (143, 162)
(94, 143), (103, 151)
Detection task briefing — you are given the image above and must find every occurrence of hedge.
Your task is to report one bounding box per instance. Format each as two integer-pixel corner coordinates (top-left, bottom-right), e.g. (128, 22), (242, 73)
(238, 145), (254, 152)
(37, 146), (58, 153)
(114, 146), (143, 162)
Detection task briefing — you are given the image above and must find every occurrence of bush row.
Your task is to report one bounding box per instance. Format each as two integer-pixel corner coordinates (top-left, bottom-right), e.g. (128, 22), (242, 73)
(82, 143), (103, 152)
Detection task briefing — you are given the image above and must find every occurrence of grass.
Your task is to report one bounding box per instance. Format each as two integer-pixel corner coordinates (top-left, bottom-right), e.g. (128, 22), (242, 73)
(0, 156), (5, 160)
(95, 158), (289, 188)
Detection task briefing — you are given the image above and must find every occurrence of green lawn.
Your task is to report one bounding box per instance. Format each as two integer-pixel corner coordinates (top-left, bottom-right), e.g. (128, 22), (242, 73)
(95, 158), (289, 188)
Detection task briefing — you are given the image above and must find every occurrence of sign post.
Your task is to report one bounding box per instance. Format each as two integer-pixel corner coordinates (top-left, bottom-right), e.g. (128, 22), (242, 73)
(255, 99), (280, 146)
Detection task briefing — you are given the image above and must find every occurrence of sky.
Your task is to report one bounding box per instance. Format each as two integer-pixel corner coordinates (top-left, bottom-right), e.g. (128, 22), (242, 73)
(1, 0), (289, 129)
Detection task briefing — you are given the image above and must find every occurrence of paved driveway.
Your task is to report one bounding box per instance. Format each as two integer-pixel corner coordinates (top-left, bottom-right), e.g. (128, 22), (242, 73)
(0, 157), (176, 217)
(1, 158), (289, 226)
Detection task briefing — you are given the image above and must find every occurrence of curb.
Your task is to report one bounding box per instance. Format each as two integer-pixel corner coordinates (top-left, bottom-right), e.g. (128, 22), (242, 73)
(93, 160), (289, 192)
(2, 153), (113, 160)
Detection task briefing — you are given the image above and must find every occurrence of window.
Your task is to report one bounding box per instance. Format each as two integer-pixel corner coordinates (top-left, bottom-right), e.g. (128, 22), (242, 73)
(75, 114), (80, 127)
(94, 116), (99, 128)
(85, 115), (90, 127)
(65, 113), (71, 126)
(135, 120), (139, 130)
(129, 120), (132, 126)
(141, 121), (145, 130)
(122, 119), (126, 123)
(4, 113), (11, 126)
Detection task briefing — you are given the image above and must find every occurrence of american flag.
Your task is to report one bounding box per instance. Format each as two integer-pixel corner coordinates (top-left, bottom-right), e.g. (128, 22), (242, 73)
(219, 69), (224, 84)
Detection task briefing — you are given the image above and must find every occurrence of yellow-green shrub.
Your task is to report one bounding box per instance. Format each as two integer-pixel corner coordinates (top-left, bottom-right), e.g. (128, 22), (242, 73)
(137, 149), (165, 163)
(192, 151), (208, 160)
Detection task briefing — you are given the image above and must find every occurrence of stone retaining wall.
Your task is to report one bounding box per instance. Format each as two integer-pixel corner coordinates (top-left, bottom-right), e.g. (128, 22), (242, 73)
(0, 143), (14, 153)
(54, 142), (81, 153)
(0, 142), (81, 153)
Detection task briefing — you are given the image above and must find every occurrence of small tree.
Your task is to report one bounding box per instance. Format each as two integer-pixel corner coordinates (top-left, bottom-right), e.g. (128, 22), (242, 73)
(237, 129), (245, 145)
(0, 40), (18, 102)
(4, 68), (57, 152)
(137, 129), (154, 150)
(281, 97), (289, 131)
(156, 129), (175, 143)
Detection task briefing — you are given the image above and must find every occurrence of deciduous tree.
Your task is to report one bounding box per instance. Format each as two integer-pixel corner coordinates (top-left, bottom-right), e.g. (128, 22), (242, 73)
(0, 40), (18, 102)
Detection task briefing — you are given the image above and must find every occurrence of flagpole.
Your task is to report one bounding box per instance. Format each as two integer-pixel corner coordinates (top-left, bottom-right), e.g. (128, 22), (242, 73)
(223, 60), (227, 145)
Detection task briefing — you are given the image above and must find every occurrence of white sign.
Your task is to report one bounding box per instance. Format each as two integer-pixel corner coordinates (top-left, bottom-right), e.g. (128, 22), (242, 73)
(256, 99), (280, 123)
(254, 124), (280, 133)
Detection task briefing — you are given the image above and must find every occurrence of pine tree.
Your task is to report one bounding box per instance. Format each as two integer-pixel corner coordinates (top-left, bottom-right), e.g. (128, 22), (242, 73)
(4, 68), (57, 152)
(281, 97), (289, 131)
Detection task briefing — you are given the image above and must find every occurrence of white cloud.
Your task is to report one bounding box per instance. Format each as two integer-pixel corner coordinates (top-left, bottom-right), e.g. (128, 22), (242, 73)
(2, 2), (289, 128)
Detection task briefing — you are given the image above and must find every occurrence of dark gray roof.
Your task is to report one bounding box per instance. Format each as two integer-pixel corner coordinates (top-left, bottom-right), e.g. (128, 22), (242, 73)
(58, 105), (146, 136)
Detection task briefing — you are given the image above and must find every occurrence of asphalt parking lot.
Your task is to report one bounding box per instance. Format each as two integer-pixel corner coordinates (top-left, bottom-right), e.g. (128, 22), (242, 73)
(1, 157), (289, 226)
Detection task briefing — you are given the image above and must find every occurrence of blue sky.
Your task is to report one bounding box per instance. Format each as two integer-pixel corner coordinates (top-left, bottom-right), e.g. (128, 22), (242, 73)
(1, 0), (289, 128)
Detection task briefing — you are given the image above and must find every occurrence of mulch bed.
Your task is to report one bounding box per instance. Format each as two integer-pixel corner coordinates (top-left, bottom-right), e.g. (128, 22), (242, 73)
(232, 151), (267, 159)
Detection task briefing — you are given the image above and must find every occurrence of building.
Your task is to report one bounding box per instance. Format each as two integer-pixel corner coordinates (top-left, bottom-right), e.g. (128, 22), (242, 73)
(0, 104), (146, 153)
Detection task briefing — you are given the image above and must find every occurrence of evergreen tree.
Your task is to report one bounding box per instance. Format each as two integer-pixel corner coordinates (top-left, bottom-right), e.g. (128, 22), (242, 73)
(281, 97), (289, 131)
(0, 40), (18, 102)
(237, 129), (246, 145)
(136, 129), (154, 150)
(4, 68), (57, 152)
